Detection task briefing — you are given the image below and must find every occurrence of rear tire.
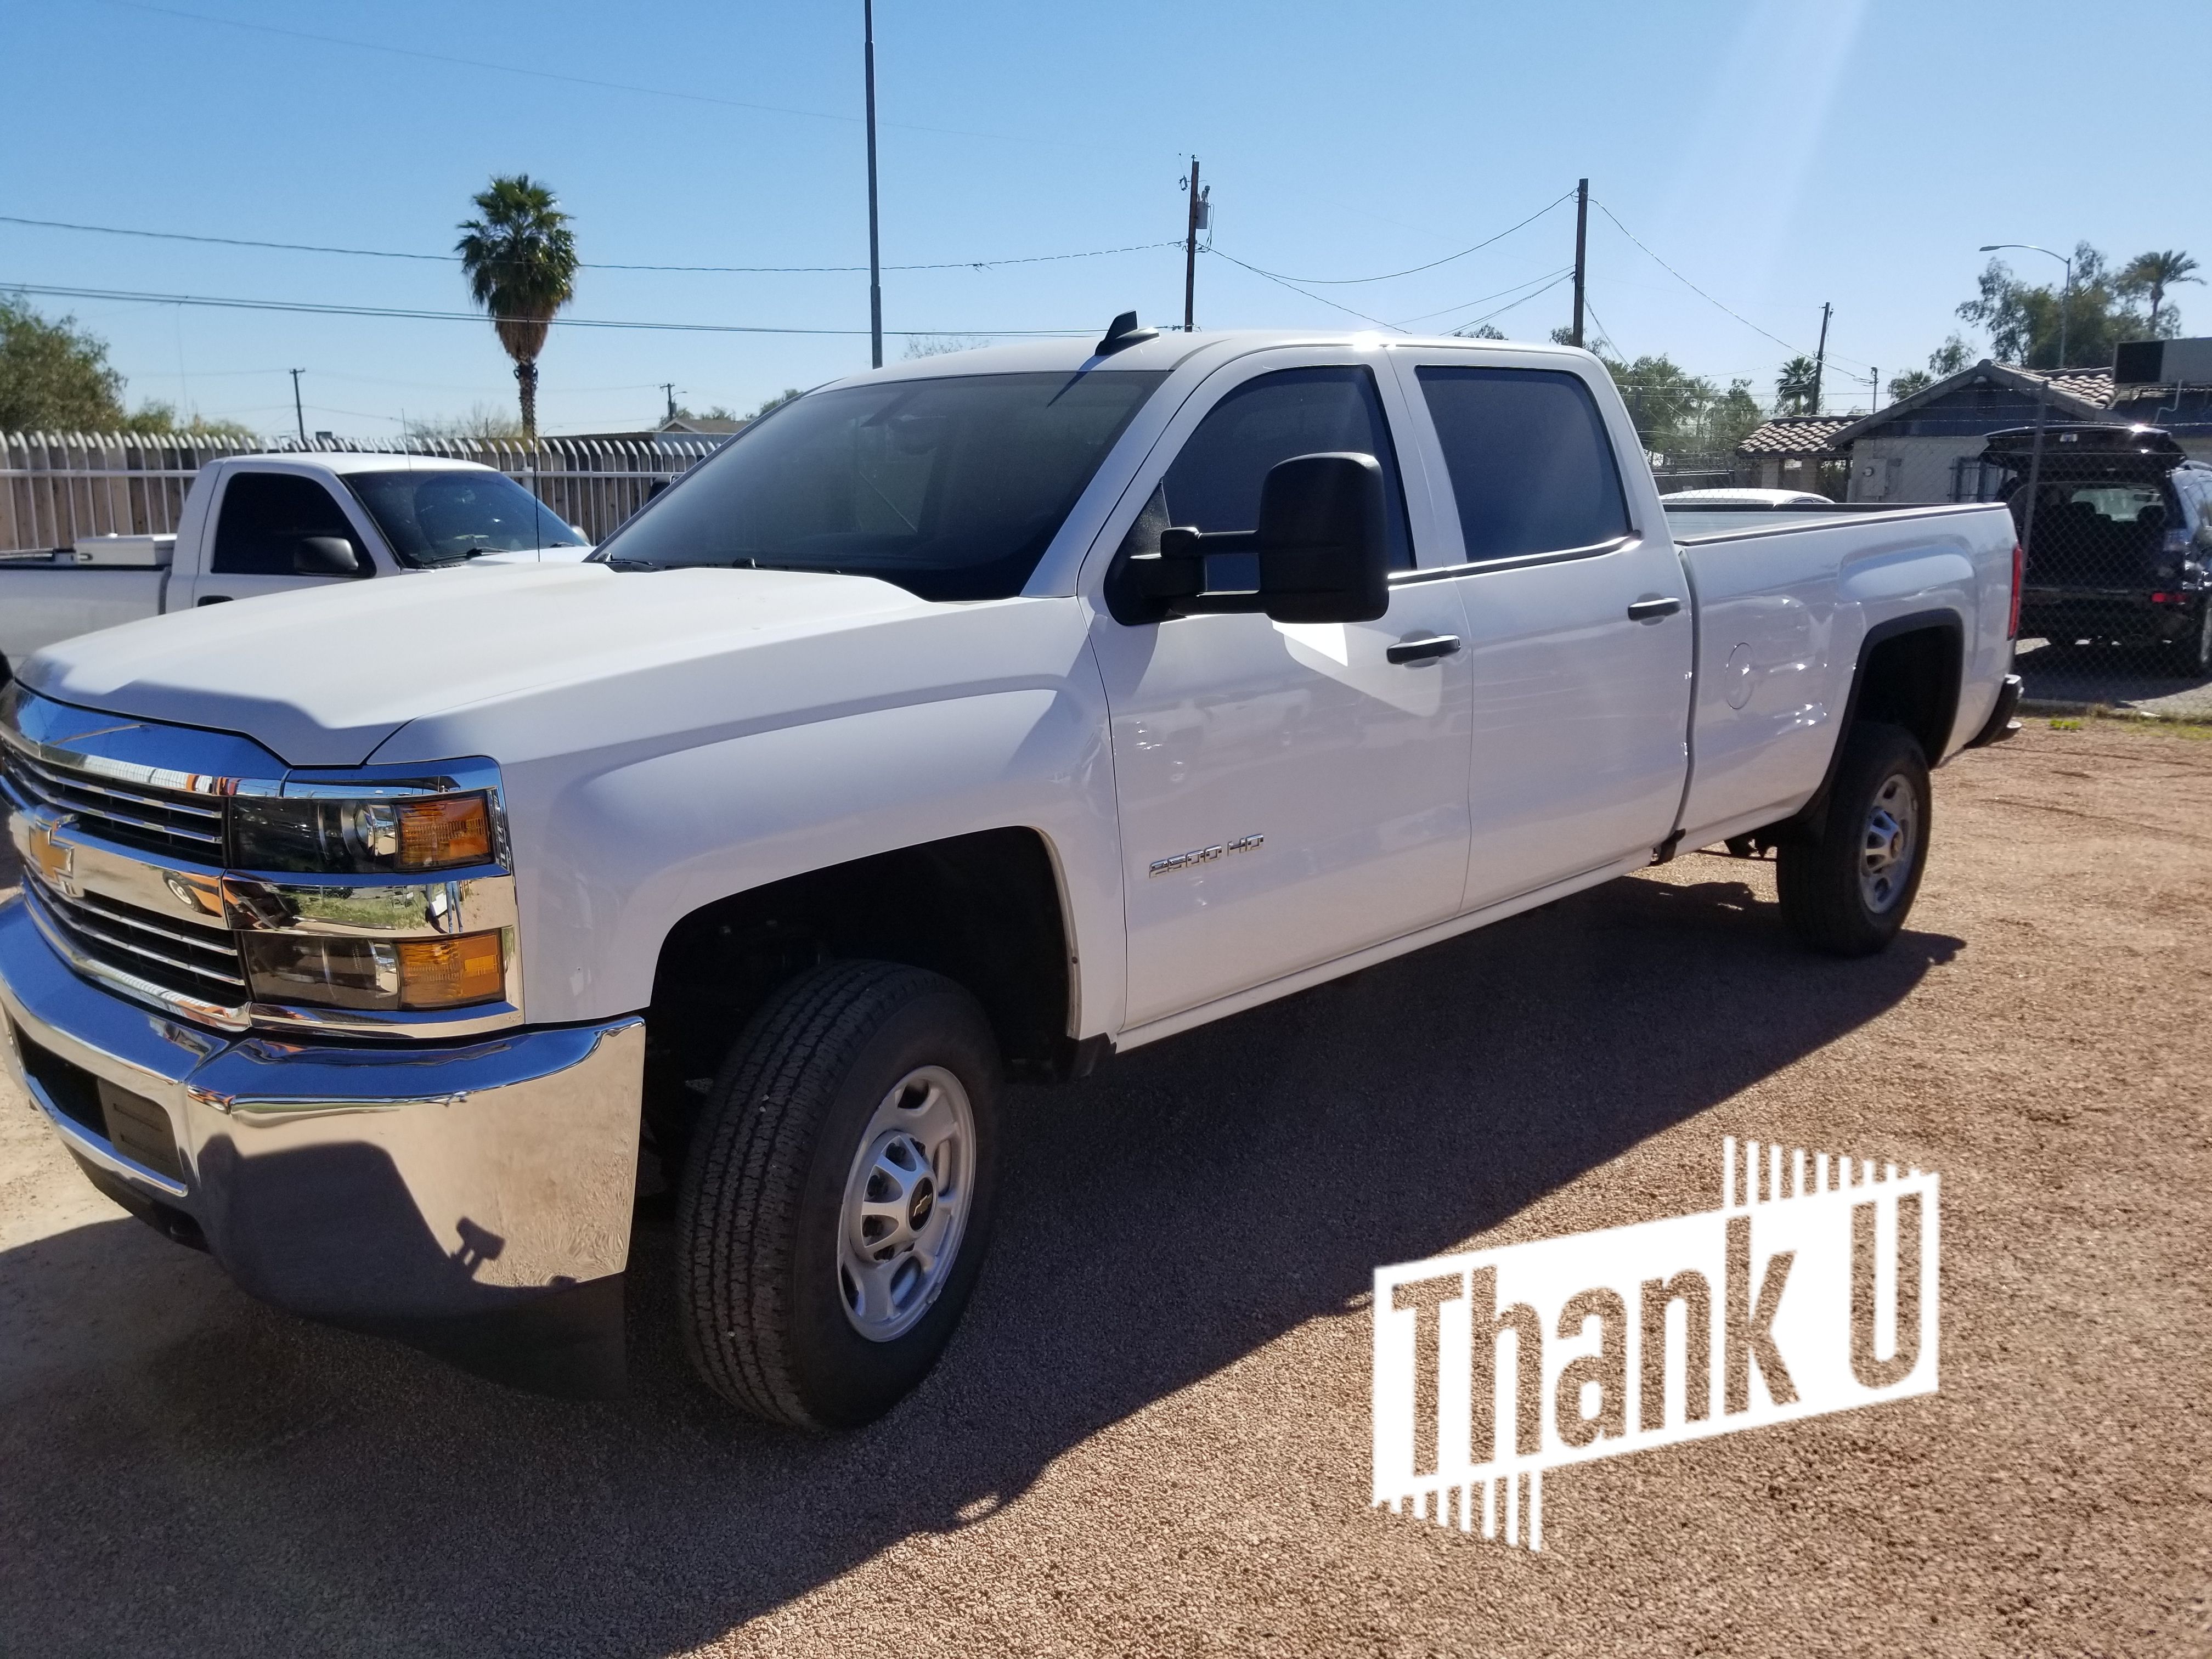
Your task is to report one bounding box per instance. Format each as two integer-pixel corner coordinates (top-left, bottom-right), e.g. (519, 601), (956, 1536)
(2176, 601), (2212, 678)
(1775, 723), (1931, 957)
(676, 960), (1002, 1430)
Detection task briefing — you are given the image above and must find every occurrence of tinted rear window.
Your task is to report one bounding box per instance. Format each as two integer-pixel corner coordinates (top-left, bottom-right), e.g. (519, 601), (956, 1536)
(1415, 366), (1630, 563)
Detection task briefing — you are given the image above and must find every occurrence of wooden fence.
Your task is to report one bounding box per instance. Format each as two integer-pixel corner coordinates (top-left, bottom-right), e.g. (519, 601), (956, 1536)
(0, 431), (726, 554)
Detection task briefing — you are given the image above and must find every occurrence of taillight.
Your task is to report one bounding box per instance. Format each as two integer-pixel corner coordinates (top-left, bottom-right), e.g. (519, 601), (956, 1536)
(2007, 541), (2023, 639)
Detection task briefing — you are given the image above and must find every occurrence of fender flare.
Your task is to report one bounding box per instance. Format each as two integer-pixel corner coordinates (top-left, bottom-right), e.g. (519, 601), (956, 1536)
(1782, 607), (1962, 840)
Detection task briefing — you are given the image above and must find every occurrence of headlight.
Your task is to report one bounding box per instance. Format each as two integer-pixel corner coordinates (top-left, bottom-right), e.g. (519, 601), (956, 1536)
(232, 792), (495, 874)
(243, 929), (508, 1011)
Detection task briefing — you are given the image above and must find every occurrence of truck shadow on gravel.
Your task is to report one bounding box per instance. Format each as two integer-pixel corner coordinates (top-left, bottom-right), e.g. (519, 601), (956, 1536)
(0, 872), (1958, 1658)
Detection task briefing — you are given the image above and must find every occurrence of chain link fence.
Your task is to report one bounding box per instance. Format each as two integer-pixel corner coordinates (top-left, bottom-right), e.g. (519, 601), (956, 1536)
(1995, 425), (2212, 699)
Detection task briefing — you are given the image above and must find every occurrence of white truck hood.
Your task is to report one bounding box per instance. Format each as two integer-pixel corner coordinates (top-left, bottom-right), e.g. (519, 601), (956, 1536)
(20, 563), (935, 768)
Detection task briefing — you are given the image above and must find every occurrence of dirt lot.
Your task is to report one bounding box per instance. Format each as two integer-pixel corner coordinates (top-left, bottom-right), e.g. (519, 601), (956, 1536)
(2, 721), (2209, 1658)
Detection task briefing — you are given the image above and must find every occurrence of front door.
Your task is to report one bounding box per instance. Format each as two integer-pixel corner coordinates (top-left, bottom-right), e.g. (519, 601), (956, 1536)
(176, 468), (376, 608)
(1088, 352), (1475, 1030)
(1388, 352), (1695, 910)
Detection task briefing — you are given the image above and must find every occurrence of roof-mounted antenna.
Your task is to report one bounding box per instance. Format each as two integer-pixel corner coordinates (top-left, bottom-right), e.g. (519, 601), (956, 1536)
(1095, 311), (1160, 357)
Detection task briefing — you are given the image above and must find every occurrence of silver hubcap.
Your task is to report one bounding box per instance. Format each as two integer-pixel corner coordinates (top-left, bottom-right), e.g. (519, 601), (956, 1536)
(1858, 771), (1920, 914)
(837, 1065), (975, 1342)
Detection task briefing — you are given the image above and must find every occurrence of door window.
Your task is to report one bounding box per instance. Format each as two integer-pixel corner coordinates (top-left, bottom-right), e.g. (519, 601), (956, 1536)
(1415, 366), (1630, 565)
(1118, 365), (1414, 571)
(211, 472), (364, 577)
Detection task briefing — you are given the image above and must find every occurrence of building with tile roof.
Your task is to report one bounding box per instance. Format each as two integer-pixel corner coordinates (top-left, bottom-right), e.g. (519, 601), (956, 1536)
(1734, 362), (2120, 503)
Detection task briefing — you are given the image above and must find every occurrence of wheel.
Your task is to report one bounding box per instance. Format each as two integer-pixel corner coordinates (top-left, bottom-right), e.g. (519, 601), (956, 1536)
(1775, 723), (1931, 957)
(676, 960), (1002, 1430)
(2174, 601), (2212, 678)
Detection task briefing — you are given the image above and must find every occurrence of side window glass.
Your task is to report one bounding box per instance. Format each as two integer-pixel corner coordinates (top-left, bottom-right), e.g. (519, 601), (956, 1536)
(1119, 365), (1414, 571)
(1415, 366), (1630, 564)
(211, 472), (364, 577)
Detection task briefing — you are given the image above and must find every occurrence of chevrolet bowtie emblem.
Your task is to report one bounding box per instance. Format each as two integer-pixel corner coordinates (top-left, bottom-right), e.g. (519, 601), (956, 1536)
(26, 819), (76, 895)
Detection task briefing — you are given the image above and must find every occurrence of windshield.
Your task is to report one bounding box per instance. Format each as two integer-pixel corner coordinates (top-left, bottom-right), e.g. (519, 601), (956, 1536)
(345, 469), (587, 566)
(592, 370), (1167, 600)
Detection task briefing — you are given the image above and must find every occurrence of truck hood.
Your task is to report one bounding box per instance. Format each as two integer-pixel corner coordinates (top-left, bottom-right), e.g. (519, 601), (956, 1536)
(21, 563), (935, 767)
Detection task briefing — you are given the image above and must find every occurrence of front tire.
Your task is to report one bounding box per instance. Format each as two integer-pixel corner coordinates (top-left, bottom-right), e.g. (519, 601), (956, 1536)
(1775, 723), (1931, 957)
(676, 960), (1002, 1430)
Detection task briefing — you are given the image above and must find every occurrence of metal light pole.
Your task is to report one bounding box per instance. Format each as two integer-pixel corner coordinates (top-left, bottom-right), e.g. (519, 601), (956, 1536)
(1979, 242), (2075, 571)
(864, 0), (883, 369)
(289, 368), (307, 447)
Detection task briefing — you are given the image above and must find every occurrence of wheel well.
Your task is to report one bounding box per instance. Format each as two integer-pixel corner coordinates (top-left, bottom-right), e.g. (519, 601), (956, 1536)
(1850, 622), (1961, 764)
(641, 828), (1075, 1167)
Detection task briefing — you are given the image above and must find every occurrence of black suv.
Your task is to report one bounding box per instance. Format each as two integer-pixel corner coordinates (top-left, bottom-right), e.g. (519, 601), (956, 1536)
(1983, 422), (2212, 675)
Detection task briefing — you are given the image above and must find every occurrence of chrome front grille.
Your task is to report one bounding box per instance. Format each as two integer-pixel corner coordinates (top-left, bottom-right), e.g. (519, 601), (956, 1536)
(21, 872), (247, 1009)
(1, 743), (227, 862)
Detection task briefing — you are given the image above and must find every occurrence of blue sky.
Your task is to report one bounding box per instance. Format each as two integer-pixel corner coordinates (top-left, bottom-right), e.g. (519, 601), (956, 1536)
(5, 0), (2204, 437)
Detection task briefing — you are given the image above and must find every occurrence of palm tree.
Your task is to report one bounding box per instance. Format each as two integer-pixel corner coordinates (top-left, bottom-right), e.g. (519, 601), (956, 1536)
(2120, 249), (2200, 336)
(456, 176), (578, 437)
(1775, 356), (1821, 415)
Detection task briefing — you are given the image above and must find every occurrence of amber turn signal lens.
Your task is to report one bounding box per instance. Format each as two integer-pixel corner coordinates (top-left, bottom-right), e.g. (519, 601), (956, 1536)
(396, 931), (506, 1009)
(397, 794), (493, 869)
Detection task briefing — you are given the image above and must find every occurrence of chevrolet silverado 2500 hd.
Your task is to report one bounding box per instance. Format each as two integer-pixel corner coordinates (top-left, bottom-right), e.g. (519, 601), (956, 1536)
(0, 322), (2023, 1425)
(0, 452), (590, 685)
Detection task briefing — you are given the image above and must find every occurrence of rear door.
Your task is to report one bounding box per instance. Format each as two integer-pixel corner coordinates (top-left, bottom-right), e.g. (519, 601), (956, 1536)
(173, 467), (378, 608)
(1387, 351), (1694, 910)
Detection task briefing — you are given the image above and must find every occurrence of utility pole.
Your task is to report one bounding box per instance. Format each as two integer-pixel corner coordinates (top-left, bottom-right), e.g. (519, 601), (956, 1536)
(289, 368), (307, 446)
(661, 382), (677, 423)
(1571, 178), (1588, 348)
(864, 0), (883, 369)
(1870, 366), (1879, 414)
(1183, 157), (1203, 332)
(1812, 302), (1831, 415)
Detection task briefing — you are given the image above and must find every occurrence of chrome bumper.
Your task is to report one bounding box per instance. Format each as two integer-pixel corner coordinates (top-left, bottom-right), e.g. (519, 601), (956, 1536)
(0, 896), (645, 1395)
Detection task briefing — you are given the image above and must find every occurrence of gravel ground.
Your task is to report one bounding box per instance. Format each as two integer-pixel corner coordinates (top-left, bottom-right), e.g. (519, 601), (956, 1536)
(2016, 635), (2212, 719)
(2, 720), (2209, 1658)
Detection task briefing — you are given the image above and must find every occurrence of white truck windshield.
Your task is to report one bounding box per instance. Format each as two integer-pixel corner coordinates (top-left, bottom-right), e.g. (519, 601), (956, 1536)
(346, 470), (587, 565)
(592, 370), (1167, 600)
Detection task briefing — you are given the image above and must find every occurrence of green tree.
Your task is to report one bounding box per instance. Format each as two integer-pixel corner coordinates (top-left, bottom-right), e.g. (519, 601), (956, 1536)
(2118, 249), (2200, 336)
(1584, 352), (1765, 459)
(1887, 369), (1932, 402)
(749, 387), (803, 419)
(456, 175), (578, 438)
(1775, 356), (1821, 415)
(0, 297), (254, 435)
(0, 295), (125, 428)
(1956, 244), (2153, 368)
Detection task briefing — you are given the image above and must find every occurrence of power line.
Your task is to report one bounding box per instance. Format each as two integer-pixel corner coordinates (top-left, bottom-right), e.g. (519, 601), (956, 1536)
(0, 213), (1181, 275)
(1200, 247), (1402, 329)
(1453, 272), (1575, 334)
(1587, 198), (1875, 373)
(1222, 190), (1576, 285)
(0, 282), (1090, 338)
(92, 0), (1177, 160)
(1392, 267), (1573, 329)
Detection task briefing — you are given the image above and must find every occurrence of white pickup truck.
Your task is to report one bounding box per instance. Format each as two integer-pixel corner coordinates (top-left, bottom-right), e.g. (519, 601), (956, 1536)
(0, 452), (590, 685)
(0, 322), (2022, 1424)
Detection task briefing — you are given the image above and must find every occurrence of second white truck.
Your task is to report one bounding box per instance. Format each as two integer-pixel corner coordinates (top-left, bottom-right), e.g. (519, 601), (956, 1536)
(0, 320), (2020, 1425)
(0, 451), (590, 684)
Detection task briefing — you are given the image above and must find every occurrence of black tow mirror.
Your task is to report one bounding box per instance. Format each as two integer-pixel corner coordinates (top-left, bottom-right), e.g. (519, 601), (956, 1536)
(1118, 452), (1391, 624)
(294, 535), (363, 576)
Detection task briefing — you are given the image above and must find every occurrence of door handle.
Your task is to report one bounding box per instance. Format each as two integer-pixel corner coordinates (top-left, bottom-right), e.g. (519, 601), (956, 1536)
(196, 595), (233, 606)
(1386, 634), (1462, 664)
(1626, 596), (1682, 623)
